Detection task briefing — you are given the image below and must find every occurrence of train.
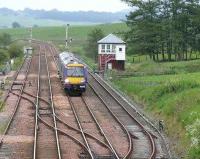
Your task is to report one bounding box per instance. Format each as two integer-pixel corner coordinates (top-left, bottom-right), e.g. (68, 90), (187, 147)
(58, 52), (87, 94)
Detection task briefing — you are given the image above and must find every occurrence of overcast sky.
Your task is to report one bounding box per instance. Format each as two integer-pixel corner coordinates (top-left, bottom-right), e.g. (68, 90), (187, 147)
(0, 0), (130, 12)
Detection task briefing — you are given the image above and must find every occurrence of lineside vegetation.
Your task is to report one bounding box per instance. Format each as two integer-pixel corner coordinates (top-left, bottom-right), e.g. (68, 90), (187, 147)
(122, 0), (200, 62)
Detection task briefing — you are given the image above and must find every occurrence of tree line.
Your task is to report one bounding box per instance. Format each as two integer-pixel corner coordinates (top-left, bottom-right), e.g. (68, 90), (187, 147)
(0, 33), (23, 64)
(122, 0), (200, 61)
(85, 28), (105, 62)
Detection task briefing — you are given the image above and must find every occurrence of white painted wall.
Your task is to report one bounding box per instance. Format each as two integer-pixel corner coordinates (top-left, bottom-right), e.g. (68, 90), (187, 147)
(98, 44), (102, 54)
(115, 44), (126, 60)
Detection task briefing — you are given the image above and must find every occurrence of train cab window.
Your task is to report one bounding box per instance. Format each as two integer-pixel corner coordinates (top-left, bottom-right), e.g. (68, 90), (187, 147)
(67, 67), (84, 77)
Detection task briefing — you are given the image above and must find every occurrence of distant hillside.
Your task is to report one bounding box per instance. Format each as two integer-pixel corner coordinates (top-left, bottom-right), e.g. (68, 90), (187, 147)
(0, 8), (128, 28)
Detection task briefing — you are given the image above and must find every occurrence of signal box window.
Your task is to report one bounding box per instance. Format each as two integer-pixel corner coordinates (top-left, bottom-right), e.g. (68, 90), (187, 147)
(119, 48), (122, 52)
(112, 45), (116, 53)
(107, 44), (111, 52)
(101, 44), (105, 52)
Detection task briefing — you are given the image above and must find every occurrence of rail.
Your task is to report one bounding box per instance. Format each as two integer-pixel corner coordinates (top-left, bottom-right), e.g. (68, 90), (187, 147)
(44, 45), (62, 159)
(0, 55), (32, 148)
(33, 44), (41, 159)
(88, 72), (156, 159)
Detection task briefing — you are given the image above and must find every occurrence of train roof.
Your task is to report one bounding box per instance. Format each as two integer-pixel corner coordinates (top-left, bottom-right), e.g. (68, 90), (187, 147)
(59, 52), (73, 60)
(59, 51), (85, 67)
(59, 52), (74, 65)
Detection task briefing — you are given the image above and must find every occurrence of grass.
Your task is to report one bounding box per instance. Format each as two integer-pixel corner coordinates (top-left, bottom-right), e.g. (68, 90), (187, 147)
(119, 58), (200, 77)
(0, 23), (128, 42)
(0, 100), (5, 112)
(0, 121), (7, 134)
(112, 71), (200, 158)
(12, 56), (24, 70)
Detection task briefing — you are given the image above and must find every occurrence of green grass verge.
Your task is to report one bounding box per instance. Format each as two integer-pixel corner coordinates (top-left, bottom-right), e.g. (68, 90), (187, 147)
(0, 121), (7, 134)
(12, 56), (24, 71)
(112, 73), (200, 158)
(122, 58), (200, 76)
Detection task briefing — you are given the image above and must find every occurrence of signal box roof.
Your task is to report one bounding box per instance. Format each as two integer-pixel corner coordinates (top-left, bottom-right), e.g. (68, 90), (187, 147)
(98, 34), (125, 44)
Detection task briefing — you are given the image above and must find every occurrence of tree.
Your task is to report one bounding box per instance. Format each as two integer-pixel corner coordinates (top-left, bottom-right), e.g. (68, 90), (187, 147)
(8, 44), (23, 58)
(0, 33), (11, 47)
(85, 28), (105, 62)
(122, 0), (200, 61)
(123, 0), (161, 61)
(0, 49), (8, 63)
(12, 22), (21, 28)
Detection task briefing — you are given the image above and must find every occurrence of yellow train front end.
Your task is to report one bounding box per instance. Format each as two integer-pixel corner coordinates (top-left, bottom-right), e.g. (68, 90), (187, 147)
(63, 63), (87, 94)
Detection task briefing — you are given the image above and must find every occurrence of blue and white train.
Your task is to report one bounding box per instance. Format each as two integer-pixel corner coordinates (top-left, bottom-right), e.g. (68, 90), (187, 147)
(58, 52), (87, 94)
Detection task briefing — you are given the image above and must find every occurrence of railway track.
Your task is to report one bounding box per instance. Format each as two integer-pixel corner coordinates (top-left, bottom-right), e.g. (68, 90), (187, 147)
(49, 44), (135, 159)
(32, 44), (61, 159)
(52, 43), (169, 158)
(48, 45), (119, 158)
(87, 72), (170, 158)
(68, 96), (117, 159)
(0, 50), (33, 158)
(51, 44), (158, 158)
(0, 40), (169, 158)
(88, 75), (155, 158)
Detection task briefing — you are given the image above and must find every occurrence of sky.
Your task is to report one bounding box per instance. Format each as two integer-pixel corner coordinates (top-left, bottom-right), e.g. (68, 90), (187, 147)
(0, 0), (130, 12)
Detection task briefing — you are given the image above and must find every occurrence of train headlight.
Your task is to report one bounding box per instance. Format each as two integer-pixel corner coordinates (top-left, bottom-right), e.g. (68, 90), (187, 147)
(65, 79), (70, 84)
(81, 79), (85, 83)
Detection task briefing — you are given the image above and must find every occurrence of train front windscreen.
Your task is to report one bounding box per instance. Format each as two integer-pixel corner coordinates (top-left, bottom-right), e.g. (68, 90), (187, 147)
(67, 67), (84, 77)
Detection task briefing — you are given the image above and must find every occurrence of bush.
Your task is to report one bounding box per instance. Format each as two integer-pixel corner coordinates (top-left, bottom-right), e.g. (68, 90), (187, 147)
(0, 33), (11, 47)
(0, 49), (8, 63)
(8, 44), (23, 58)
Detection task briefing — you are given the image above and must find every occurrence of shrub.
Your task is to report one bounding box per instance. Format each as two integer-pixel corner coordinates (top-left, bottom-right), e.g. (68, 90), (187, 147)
(8, 44), (23, 58)
(0, 49), (8, 63)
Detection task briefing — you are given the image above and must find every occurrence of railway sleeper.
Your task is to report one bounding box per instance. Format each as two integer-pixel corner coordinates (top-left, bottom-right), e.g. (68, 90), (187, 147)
(39, 110), (52, 116)
(39, 107), (51, 110)
(79, 152), (90, 159)
(129, 131), (139, 139)
(141, 127), (158, 139)
(13, 81), (25, 85)
(94, 154), (116, 159)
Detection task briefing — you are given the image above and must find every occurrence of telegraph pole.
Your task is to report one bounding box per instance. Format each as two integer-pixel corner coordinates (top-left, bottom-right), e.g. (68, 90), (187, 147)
(29, 26), (32, 45)
(65, 24), (70, 49)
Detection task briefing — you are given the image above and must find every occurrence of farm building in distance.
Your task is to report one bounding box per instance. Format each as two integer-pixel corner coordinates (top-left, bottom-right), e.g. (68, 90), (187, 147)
(98, 34), (126, 71)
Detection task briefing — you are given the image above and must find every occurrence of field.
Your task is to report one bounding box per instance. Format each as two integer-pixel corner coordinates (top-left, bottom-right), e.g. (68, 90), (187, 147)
(0, 23), (127, 42)
(0, 15), (98, 28)
(0, 23), (128, 67)
(0, 23), (199, 158)
(112, 60), (200, 158)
